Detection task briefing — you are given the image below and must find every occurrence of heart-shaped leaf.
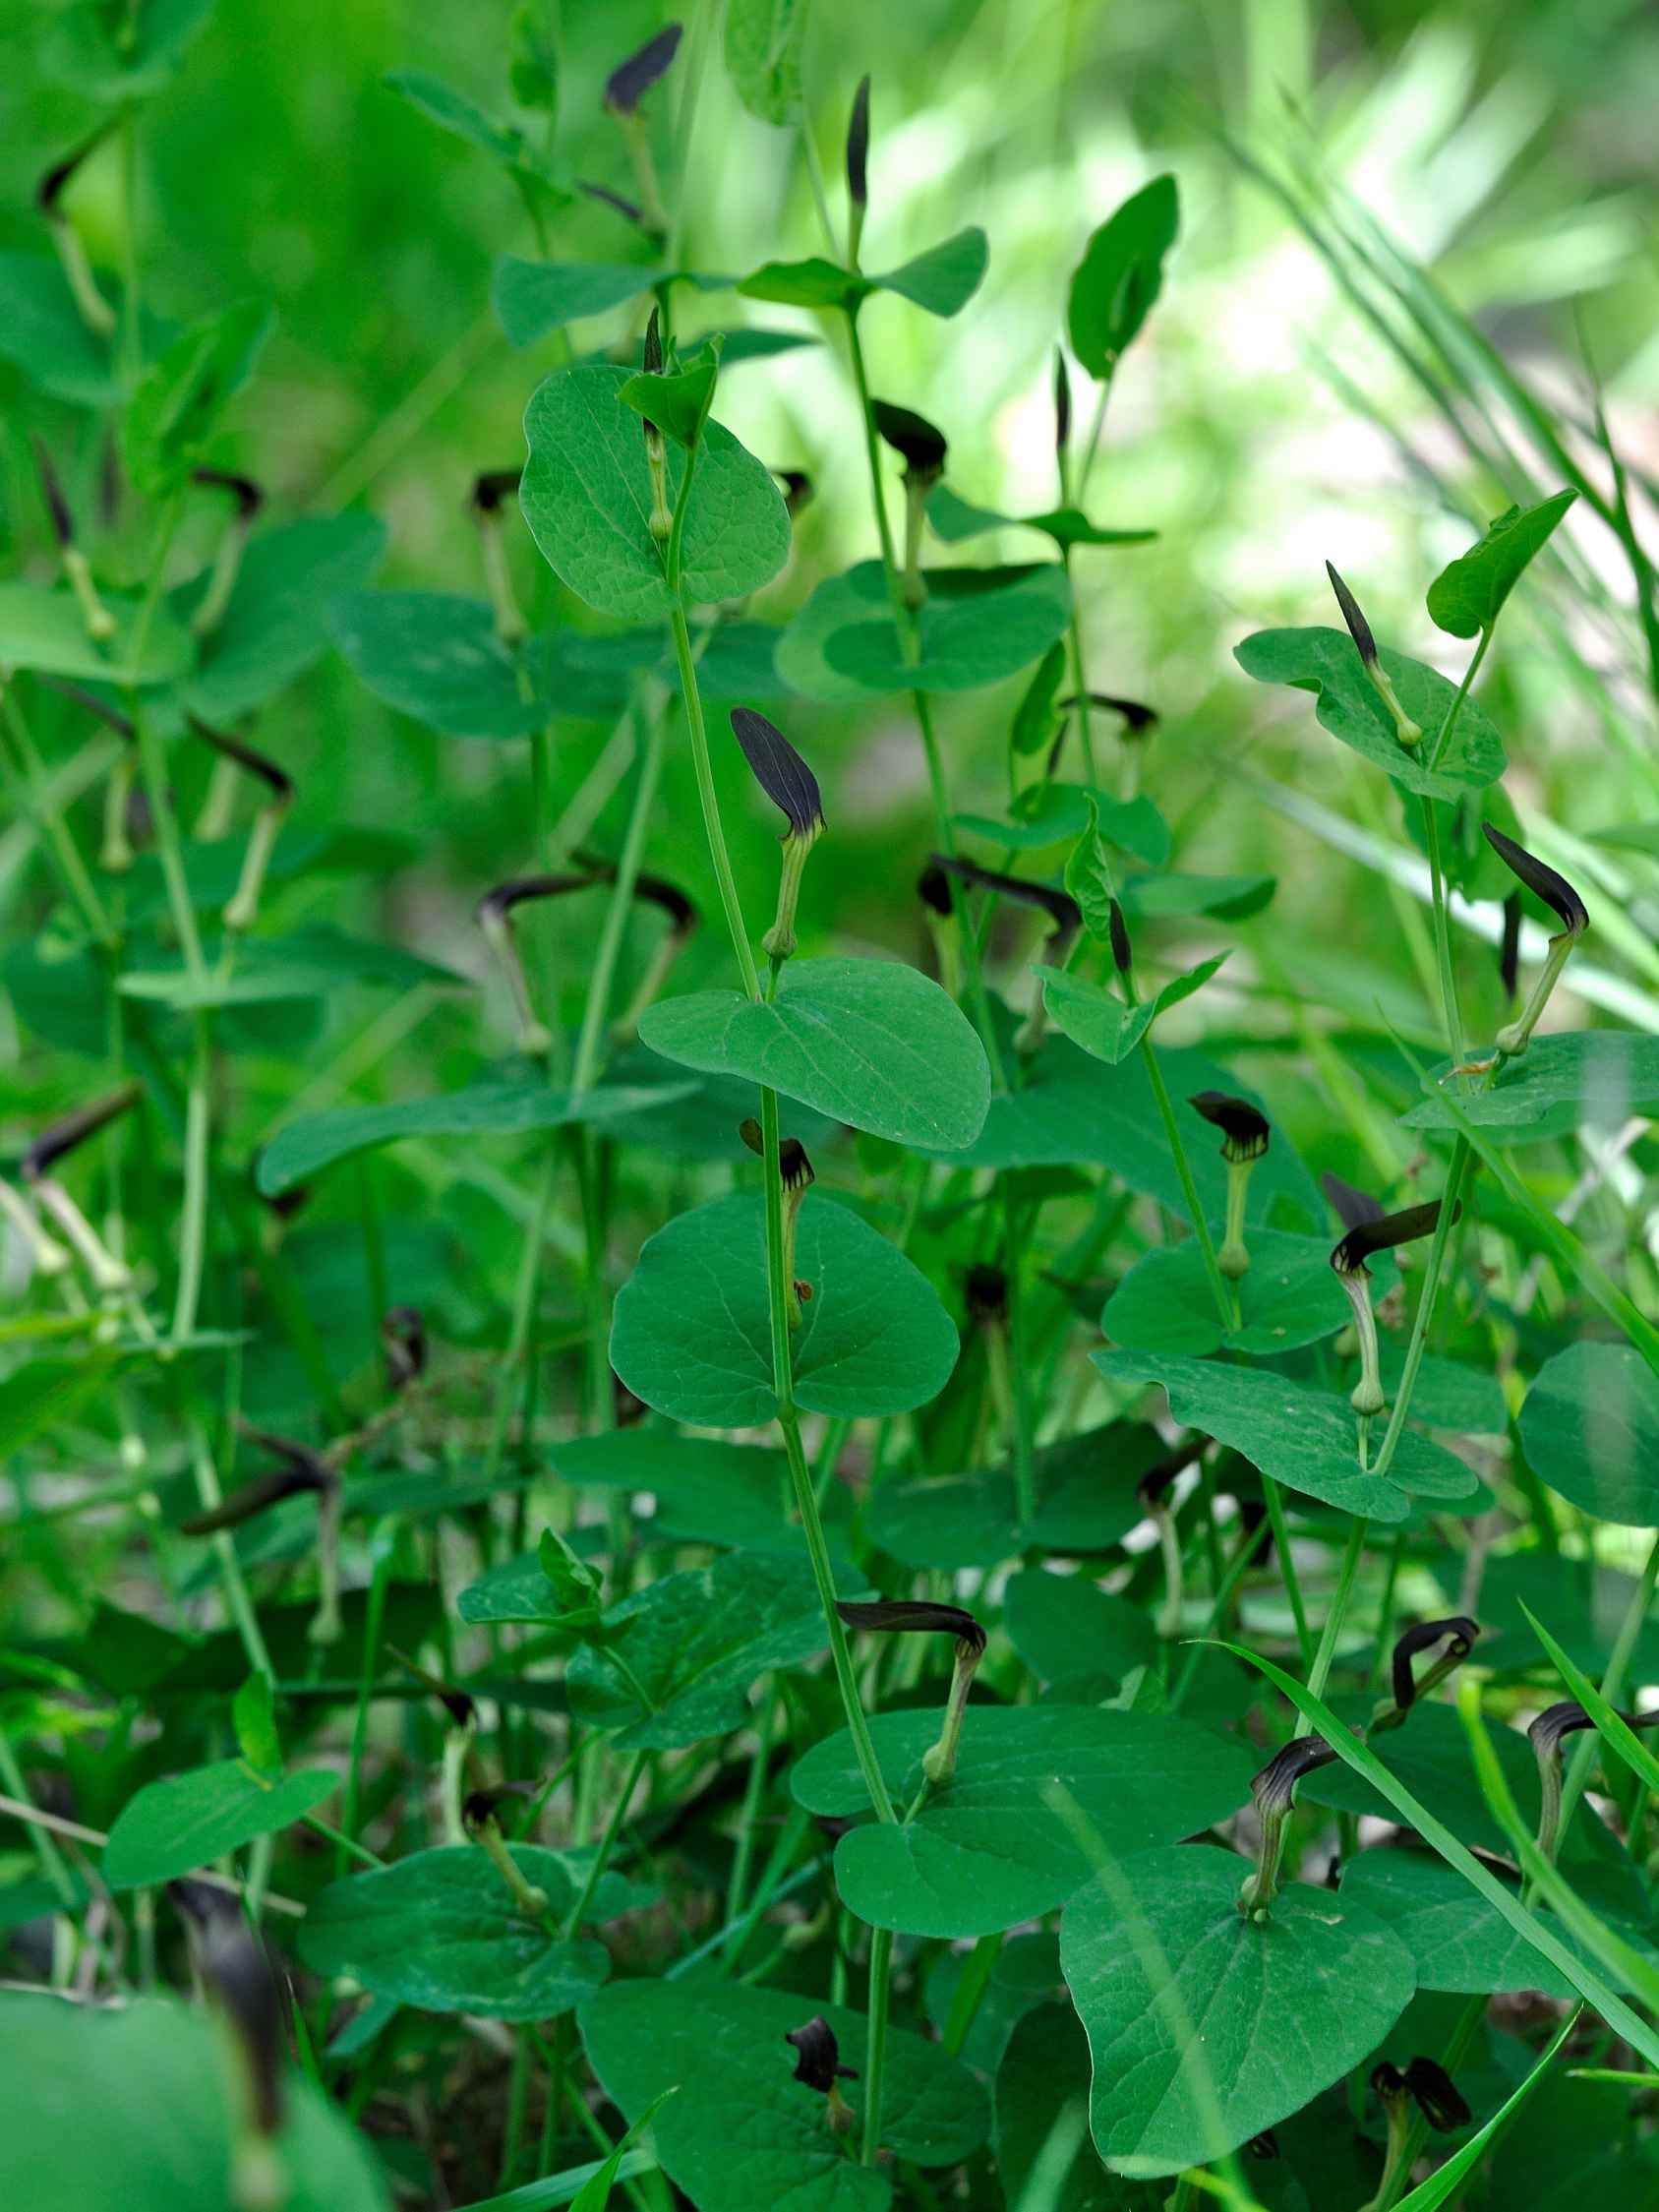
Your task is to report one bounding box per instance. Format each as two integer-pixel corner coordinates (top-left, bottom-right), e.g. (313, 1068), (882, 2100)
(330, 589), (558, 739)
(1337, 1848), (1578, 1996)
(724, 0), (807, 124)
(1426, 491), (1577, 639)
(928, 483), (1155, 550)
(1103, 1228), (1396, 1359)
(637, 956), (990, 1149)
(1036, 956), (1226, 1066)
(793, 1704), (1255, 1937)
(1002, 1567), (1157, 1691)
(1234, 628), (1507, 795)
(1067, 175), (1179, 379)
(739, 227), (988, 322)
(1061, 1845), (1414, 2179)
(581, 1979), (989, 2212)
(1094, 1348), (1482, 1521)
(610, 1190), (959, 1425)
(520, 364), (789, 620)
(298, 1846), (623, 2018)
(1518, 1341), (1659, 1526)
(547, 1430), (795, 1549)
(1401, 1033), (1659, 1142)
(777, 561), (1071, 701)
(103, 1758), (338, 1888)
(0, 581), (194, 688)
(492, 257), (661, 346)
(182, 513), (385, 722)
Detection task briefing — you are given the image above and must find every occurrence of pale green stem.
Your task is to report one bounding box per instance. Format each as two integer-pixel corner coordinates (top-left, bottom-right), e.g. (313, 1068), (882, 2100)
(861, 1925), (894, 2166)
(562, 1750), (648, 1940)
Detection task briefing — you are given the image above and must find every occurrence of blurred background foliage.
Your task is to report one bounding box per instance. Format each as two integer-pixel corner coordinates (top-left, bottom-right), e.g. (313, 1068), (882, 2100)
(2, 0), (1656, 1427)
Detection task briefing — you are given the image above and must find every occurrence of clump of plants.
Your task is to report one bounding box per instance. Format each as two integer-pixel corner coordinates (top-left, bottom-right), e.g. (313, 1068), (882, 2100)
(7, 9), (1659, 2212)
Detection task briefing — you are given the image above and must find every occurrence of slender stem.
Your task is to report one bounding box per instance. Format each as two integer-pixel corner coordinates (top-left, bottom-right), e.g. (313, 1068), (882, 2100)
(1369, 1140), (1471, 1480)
(188, 1422), (273, 1679)
(562, 1749), (648, 1940)
(860, 1925), (894, 2166)
(571, 694), (665, 1093)
(1419, 796), (1465, 1069)
(1140, 1036), (1232, 1329)
(1262, 1477), (1314, 1669)
(1425, 627), (1491, 774)
(1308, 1516), (1367, 1699)
(1062, 551), (1098, 783)
(668, 599), (759, 1001)
(1555, 1527), (1659, 1854)
(1000, 1183), (1036, 1525)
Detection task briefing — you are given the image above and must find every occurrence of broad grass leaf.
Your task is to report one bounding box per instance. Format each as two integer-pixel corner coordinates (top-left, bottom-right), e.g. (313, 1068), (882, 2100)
(724, 0), (807, 124)
(1426, 490), (1577, 639)
(1037, 956), (1226, 1066)
(777, 560), (1071, 700)
(1234, 627), (1507, 795)
(520, 363), (789, 619)
(0, 1992), (388, 2212)
(298, 1846), (620, 2018)
(638, 957), (989, 1149)
(0, 581), (194, 688)
(102, 1758), (338, 1887)
(563, 1548), (869, 1750)
(1401, 1032), (1659, 1142)
(1518, 1341), (1659, 1525)
(580, 1979), (989, 2211)
(256, 1078), (681, 1194)
(1067, 175), (1179, 379)
(1094, 1347), (1480, 1521)
(793, 1704), (1255, 1937)
(493, 257), (660, 347)
(1060, 1846), (1413, 2180)
(180, 513), (385, 720)
(1103, 1229), (1396, 1359)
(610, 1190), (959, 1425)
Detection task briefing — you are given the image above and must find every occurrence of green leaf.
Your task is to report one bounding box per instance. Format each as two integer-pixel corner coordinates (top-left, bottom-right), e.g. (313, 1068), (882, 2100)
(548, 1431), (796, 1549)
(735, 255), (857, 311)
(1518, 1341), (1659, 1525)
(580, 1979), (989, 2211)
(1522, 1602), (1659, 1808)
(1103, 1228), (1395, 1359)
(875, 226), (989, 316)
(102, 1758), (337, 1888)
(0, 581), (194, 688)
(1336, 1848), (1577, 1996)
(1117, 869), (1274, 923)
(565, 1547), (868, 1750)
(507, 6), (559, 111)
(1011, 638), (1068, 756)
(866, 1421), (1164, 1570)
(618, 351), (719, 449)
(940, 1040), (1321, 1227)
(331, 589), (559, 739)
(298, 1846), (619, 2019)
(723, 0), (807, 124)
(1002, 1568), (1157, 1691)
(1219, 1639), (1659, 2072)
(1036, 956), (1226, 1066)
(0, 1991), (388, 2212)
(637, 956), (989, 1149)
(793, 1704), (1255, 1937)
(385, 67), (525, 165)
(255, 1077), (681, 1195)
(1426, 491), (1577, 638)
(1401, 1032), (1659, 1141)
(180, 512), (385, 721)
(1234, 627), (1507, 795)
(994, 2003), (1136, 2212)
(1389, 2009), (1579, 2212)
(777, 560), (1072, 701)
(1060, 1844), (1413, 2180)
(610, 1191), (959, 1426)
(124, 300), (272, 498)
(1067, 175), (1179, 379)
(0, 252), (167, 406)
(928, 483), (1155, 551)
(959, 783), (1169, 866)
(232, 1671), (282, 1774)
(1094, 1348), (1481, 1521)
(118, 926), (464, 1011)
(492, 258), (661, 347)
(41, 0), (215, 101)
(521, 364), (790, 619)
(0, 1354), (118, 1458)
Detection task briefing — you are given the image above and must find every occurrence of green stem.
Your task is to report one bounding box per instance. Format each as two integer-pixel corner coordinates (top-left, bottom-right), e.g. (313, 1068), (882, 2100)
(668, 595), (759, 1001)
(860, 1925), (893, 2166)
(1369, 1140), (1471, 1480)
(562, 1749), (648, 1940)
(1419, 796), (1465, 1069)
(1140, 1036), (1232, 1330)
(571, 693), (666, 1093)
(1308, 1516), (1367, 1699)
(1262, 1477), (1314, 1670)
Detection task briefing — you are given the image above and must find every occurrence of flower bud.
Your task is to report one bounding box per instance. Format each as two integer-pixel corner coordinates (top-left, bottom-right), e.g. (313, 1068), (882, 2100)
(1191, 1093), (1270, 1282)
(1326, 560), (1421, 747)
(1482, 824), (1588, 1058)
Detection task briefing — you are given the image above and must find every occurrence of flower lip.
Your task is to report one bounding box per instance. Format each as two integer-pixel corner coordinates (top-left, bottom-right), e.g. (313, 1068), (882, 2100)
(476, 871), (601, 926)
(1321, 1170), (1386, 1233)
(1391, 1616), (1478, 1710)
(469, 467), (522, 515)
(1528, 1699), (1595, 1760)
(835, 1597), (987, 1658)
(965, 1263), (1008, 1324)
(171, 1883), (285, 2133)
(178, 1460), (328, 1535)
(22, 1081), (141, 1180)
(1250, 1732), (1338, 1818)
(1325, 560), (1379, 667)
(30, 433), (74, 547)
(930, 852), (1080, 937)
(462, 1781), (535, 1832)
(871, 398), (947, 481)
(1331, 1198), (1456, 1278)
(605, 25), (683, 114)
(1108, 897), (1133, 975)
(35, 121), (115, 212)
(776, 467), (814, 516)
(731, 707), (824, 839)
(1189, 1091), (1270, 1162)
(1481, 823), (1587, 937)
(785, 2015), (859, 2092)
(737, 1117), (814, 1191)
(846, 76), (871, 208)
(193, 466), (265, 518)
(382, 1303), (426, 1389)
(189, 716), (293, 805)
(1403, 2057), (1471, 2133)
(1053, 347), (1072, 451)
(574, 850), (698, 936)
(1057, 692), (1158, 733)
(1138, 1432), (1207, 1505)
(917, 862), (954, 918)
(387, 1644), (476, 1730)
(1499, 889), (1522, 1000)
(579, 180), (644, 224)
